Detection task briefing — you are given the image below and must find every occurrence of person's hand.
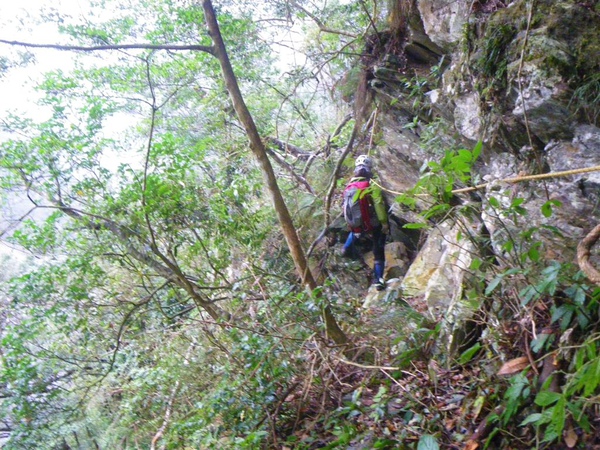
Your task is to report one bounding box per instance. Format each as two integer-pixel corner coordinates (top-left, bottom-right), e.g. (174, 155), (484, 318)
(382, 223), (389, 235)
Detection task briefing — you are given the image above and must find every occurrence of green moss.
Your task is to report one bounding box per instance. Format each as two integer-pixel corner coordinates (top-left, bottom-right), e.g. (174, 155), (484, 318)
(570, 72), (600, 125)
(538, 2), (600, 75)
(472, 24), (516, 101)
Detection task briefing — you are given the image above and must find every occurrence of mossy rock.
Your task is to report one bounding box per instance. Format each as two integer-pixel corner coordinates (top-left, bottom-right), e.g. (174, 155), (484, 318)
(467, 0), (599, 122)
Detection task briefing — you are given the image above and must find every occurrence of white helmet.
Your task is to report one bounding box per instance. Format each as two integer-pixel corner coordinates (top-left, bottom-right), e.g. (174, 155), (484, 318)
(355, 155), (373, 169)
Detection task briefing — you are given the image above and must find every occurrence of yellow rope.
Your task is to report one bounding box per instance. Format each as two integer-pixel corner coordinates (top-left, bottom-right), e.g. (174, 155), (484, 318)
(372, 165), (600, 197)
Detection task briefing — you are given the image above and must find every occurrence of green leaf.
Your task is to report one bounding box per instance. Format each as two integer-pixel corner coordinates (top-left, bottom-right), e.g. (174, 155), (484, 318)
(520, 285), (539, 306)
(534, 391), (561, 407)
(488, 196), (500, 208)
(458, 149), (473, 163)
(530, 333), (551, 353)
(527, 242), (541, 262)
(546, 397), (566, 442)
(565, 285), (587, 306)
(551, 304), (574, 330)
(470, 258), (483, 270)
(472, 141), (483, 160)
(485, 275), (504, 295)
(403, 222), (429, 230)
(417, 434), (440, 450)
(502, 240), (514, 253)
(583, 358), (600, 396)
(459, 343), (481, 364)
(502, 373), (530, 424)
(541, 199), (562, 218)
(520, 413), (544, 426)
(422, 203), (450, 219)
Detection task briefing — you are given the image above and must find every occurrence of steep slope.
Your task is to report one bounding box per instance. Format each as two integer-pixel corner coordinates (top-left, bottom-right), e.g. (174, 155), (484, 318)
(316, 1), (600, 448)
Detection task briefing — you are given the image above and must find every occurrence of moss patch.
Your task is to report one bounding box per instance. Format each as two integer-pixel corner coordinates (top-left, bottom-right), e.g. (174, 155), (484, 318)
(544, 1), (600, 76)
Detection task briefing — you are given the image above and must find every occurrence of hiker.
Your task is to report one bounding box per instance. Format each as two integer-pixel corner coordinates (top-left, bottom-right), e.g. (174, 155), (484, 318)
(341, 155), (389, 290)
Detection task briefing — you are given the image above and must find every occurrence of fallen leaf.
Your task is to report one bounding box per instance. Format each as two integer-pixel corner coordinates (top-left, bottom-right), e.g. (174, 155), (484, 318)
(464, 440), (479, 450)
(471, 394), (486, 420)
(564, 422), (577, 448)
(444, 418), (456, 430)
(497, 356), (529, 375)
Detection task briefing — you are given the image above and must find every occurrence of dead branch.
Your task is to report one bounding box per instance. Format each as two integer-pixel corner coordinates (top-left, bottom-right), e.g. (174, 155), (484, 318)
(577, 223), (600, 285)
(323, 125), (358, 228)
(288, 1), (358, 38)
(266, 148), (315, 194)
(322, 113), (353, 157)
(266, 137), (313, 160)
(0, 39), (214, 54)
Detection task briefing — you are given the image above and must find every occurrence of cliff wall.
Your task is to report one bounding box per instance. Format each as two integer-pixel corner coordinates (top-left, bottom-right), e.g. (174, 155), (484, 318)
(359, 0), (600, 355)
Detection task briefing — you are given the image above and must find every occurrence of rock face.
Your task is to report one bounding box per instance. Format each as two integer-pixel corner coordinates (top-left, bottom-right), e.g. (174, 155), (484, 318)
(415, 0), (470, 51)
(400, 219), (478, 354)
(367, 0), (600, 357)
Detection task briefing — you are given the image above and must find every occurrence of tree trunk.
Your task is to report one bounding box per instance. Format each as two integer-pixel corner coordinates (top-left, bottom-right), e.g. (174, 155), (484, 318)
(202, 0), (348, 345)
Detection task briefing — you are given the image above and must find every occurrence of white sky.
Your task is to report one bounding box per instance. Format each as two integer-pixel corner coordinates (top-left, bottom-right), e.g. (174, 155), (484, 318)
(0, 1), (121, 262)
(0, 0), (92, 117)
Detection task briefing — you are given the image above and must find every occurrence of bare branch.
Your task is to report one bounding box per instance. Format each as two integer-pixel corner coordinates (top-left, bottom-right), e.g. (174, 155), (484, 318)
(323, 125), (358, 228)
(266, 148), (315, 194)
(0, 39), (215, 54)
(288, 1), (358, 38)
(266, 137), (313, 160)
(578, 224), (600, 285)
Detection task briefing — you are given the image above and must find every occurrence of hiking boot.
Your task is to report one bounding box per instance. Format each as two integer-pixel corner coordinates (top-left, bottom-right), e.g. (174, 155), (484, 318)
(374, 278), (386, 291)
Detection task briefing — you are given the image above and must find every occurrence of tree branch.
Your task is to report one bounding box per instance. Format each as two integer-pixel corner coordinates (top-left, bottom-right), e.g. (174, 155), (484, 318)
(266, 137), (313, 160)
(202, 0), (347, 344)
(288, 1), (358, 38)
(55, 203), (229, 320)
(150, 343), (193, 450)
(578, 224), (600, 285)
(0, 39), (215, 54)
(266, 148), (315, 194)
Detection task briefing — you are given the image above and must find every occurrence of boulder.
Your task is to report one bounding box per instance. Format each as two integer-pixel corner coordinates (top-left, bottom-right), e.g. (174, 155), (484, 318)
(400, 219), (479, 355)
(479, 125), (600, 263)
(454, 92), (483, 142)
(415, 0), (471, 51)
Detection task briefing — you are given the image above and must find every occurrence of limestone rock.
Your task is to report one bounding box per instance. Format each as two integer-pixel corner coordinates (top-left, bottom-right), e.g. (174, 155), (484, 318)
(400, 219), (479, 354)
(454, 92), (483, 142)
(479, 125), (600, 263)
(415, 0), (470, 51)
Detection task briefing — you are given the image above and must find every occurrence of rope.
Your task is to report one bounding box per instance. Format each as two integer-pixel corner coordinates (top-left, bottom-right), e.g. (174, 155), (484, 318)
(372, 165), (600, 197)
(367, 107), (379, 156)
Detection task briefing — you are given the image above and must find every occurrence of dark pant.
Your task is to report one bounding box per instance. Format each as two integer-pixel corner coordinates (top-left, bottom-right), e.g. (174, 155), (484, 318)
(343, 226), (386, 280)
